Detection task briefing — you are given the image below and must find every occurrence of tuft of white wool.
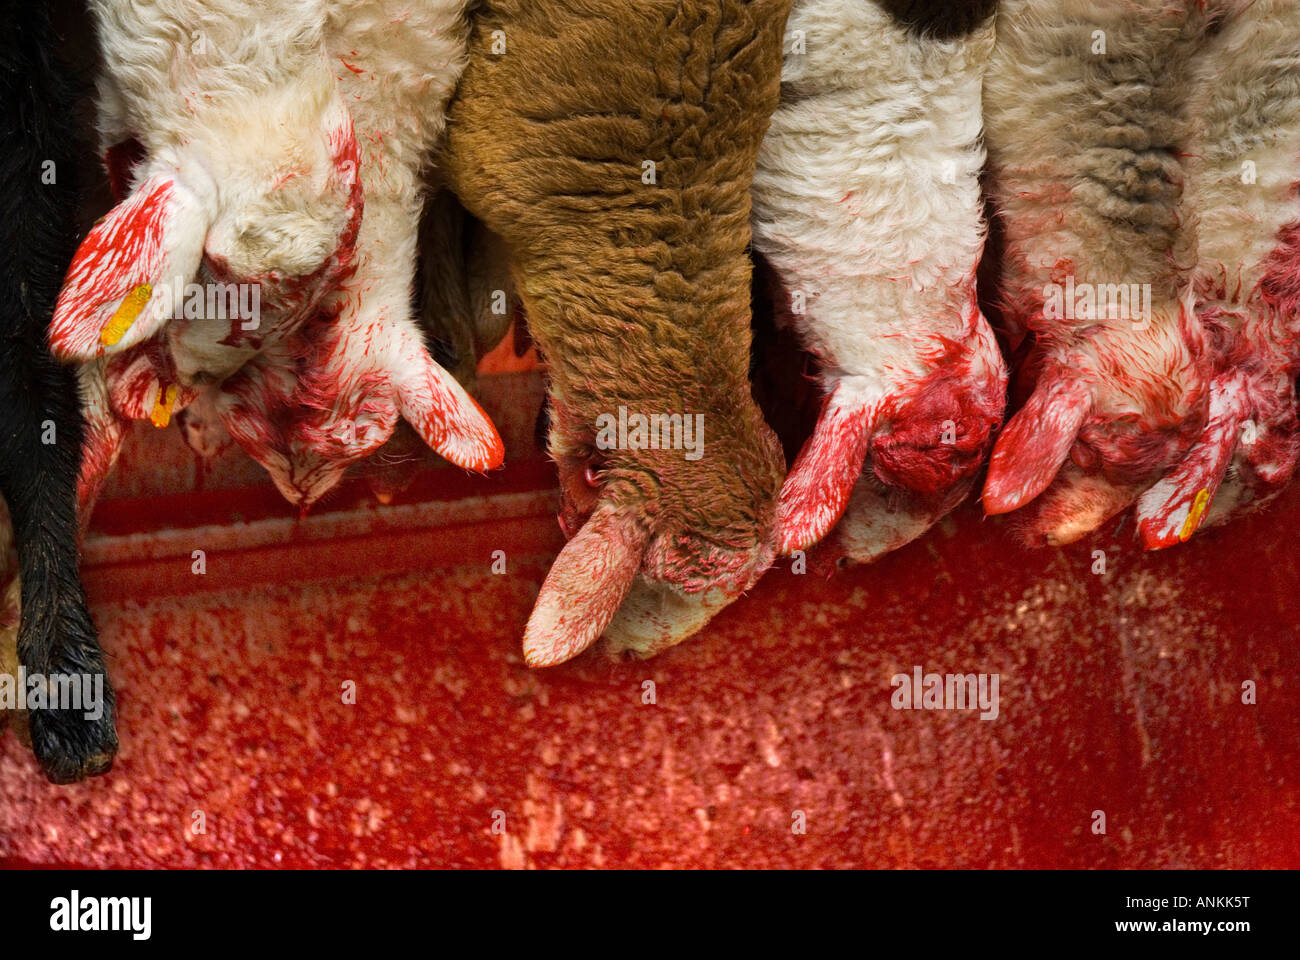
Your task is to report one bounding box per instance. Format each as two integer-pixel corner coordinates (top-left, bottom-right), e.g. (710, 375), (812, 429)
(750, 0), (1004, 561)
(1135, 0), (1300, 545)
(753, 0), (992, 394)
(980, 0), (1220, 543)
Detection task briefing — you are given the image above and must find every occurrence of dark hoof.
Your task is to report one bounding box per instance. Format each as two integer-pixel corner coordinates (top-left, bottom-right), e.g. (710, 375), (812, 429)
(28, 701), (118, 784)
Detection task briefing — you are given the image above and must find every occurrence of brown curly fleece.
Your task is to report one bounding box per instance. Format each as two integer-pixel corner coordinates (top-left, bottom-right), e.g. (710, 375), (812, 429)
(443, 0), (792, 659)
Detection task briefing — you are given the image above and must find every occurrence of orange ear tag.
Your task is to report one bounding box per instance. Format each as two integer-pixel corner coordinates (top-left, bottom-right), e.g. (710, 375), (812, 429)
(1179, 488), (1211, 542)
(101, 283), (153, 347)
(149, 384), (179, 429)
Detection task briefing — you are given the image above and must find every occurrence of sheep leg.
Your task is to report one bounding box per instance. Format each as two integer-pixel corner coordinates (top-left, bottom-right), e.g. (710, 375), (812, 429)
(1, 355), (117, 783)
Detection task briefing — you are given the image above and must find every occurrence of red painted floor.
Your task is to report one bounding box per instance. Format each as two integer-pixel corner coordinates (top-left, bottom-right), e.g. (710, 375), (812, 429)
(2, 472), (1297, 868)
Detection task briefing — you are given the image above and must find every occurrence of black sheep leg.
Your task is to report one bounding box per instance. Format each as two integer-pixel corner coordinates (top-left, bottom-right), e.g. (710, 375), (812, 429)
(0, 363), (118, 784)
(2, 0), (118, 782)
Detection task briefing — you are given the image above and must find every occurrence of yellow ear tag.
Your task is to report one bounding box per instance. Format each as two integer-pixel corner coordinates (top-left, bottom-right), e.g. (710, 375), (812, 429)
(149, 384), (178, 429)
(1180, 488), (1211, 542)
(101, 283), (153, 347)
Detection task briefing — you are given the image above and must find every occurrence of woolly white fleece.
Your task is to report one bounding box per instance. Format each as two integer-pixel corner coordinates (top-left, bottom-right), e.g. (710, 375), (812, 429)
(751, 0), (1004, 560)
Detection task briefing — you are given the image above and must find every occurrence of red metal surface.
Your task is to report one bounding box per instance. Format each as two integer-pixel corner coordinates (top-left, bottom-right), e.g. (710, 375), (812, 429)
(2, 465), (1297, 867)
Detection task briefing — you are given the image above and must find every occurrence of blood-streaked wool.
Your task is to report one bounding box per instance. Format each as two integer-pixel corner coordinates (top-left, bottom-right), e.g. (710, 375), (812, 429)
(270, 0), (501, 508)
(351, 190), (518, 507)
(206, 340), (311, 506)
(750, 0), (1005, 564)
(1136, 0), (1300, 547)
(0, 0), (117, 783)
(105, 1), (502, 508)
(51, 0), (362, 387)
(981, 0), (1219, 545)
(195, 0), (501, 509)
(443, 0), (792, 666)
(174, 187), (514, 507)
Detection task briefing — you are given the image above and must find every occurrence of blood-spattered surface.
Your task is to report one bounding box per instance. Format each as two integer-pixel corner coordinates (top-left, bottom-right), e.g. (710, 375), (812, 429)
(1, 473), (1297, 867)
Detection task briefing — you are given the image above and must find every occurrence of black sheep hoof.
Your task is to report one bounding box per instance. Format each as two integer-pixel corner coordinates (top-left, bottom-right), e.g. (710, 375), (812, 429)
(28, 693), (118, 784)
